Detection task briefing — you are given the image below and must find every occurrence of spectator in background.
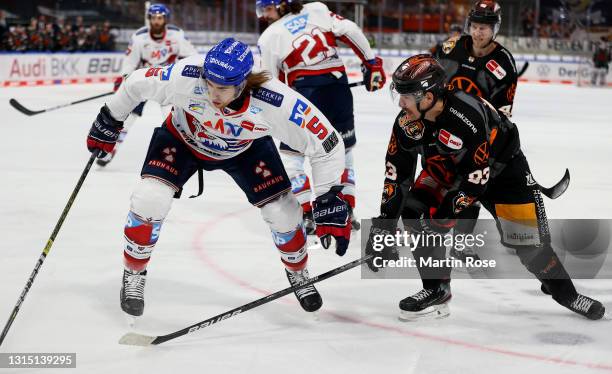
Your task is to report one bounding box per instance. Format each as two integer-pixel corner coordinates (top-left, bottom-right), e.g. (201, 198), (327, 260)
(0, 10), (7, 49)
(97, 21), (115, 50)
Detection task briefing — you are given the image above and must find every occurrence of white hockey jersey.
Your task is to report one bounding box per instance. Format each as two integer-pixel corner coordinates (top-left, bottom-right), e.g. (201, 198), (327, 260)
(107, 55), (344, 196)
(121, 25), (198, 75)
(257, 2), (375, 86)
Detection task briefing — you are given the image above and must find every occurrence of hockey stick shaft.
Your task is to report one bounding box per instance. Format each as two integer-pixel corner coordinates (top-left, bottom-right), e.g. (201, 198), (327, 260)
(349, 81), (364, 88)
(10, 91), (113, 116)
(0, 150), (99, 347)
(119, 254), (373, 346)
(518, 61), (529, 78)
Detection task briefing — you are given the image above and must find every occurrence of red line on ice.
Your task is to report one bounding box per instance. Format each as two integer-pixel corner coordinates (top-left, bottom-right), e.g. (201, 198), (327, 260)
(191, 206), (612, 372)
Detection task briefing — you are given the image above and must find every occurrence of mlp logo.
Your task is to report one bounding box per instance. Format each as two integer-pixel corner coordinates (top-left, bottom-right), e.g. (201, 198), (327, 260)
(284, 14), (309, 34)
(289, 99), (311, 127)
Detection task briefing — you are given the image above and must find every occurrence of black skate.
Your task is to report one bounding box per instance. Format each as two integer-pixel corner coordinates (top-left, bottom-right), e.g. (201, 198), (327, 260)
(96, 149), (116, 167)
(562, 294), (605, 320)
(285, 268), (322, 312)
(303, 211), (316, 235)
(399, 282), (452, 321)
(120, 269), (147, 317)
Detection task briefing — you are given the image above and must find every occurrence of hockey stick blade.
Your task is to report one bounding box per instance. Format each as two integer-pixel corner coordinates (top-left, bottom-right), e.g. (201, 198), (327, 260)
(119, 333), (157, 346)
(9, 98), (44, 116)
(540, 169), (570, 199)
(118, 254), (373, 346)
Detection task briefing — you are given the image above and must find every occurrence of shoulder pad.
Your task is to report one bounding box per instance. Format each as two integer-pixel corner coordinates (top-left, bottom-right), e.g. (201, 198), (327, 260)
(305, 2), (329, 12)
(180, 64), (202, 79)
(135, 26), (148, 35)
(167, 24), (181, 31)
(252, 86), (285, 107)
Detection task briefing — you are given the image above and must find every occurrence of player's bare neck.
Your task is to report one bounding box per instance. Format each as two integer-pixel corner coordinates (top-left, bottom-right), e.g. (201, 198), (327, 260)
(471, 42), (496, 58)
(425, 100), (445, 122)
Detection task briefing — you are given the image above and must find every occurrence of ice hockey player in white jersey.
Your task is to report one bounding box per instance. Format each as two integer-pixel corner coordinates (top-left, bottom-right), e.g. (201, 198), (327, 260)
(98, 3), (198, 167)
(257, 0), (386, 234)
(86, 38), (353, 318)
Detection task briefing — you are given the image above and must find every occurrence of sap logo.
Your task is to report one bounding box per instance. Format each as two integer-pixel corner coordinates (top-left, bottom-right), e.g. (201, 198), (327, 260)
(291, 174), (308, 193)
(288, 99), (311, 127)
(188, 100), (206, 114)
(284, 14), (308, 34)
(249, 105), (262, 115)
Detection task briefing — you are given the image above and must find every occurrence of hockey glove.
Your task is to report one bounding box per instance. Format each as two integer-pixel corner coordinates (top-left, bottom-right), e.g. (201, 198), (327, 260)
(365, 217), (400, 273)
(87, 105), (123, 158)
(312, 186), (352, 256)
(361, 57), (386, 92)
(418, 207), (456, 235)
(113, 76), (124, 92)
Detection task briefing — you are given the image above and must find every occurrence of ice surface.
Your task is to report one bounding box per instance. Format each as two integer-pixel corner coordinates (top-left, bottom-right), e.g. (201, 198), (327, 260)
(0, 82), (611, 373)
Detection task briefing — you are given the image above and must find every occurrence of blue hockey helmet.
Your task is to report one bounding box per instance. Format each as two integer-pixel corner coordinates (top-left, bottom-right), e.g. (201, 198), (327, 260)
(148, 3), (171, 18)
(256, 0), (290, 18)
(203, 38), (254, 87)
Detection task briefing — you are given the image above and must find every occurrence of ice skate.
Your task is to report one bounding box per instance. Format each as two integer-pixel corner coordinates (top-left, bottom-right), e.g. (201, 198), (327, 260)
(286, 268), (322, 312)
(399, 282), (451, 321)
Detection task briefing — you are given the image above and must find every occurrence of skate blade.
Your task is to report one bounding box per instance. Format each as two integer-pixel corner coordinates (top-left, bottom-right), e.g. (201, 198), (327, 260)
(125, 314), (138, 328)
(399, 303), (450, 322)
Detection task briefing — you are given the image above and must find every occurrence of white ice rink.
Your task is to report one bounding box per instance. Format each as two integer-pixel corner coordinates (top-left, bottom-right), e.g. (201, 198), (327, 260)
(1, 82), (611, 373)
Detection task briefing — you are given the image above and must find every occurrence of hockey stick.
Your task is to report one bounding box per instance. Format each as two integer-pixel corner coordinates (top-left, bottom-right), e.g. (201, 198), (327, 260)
(119, 254), (374, 346)
(0, 150), (99, 347)
(518, 61), (529, 78)
(9, 91), (113, 116)
(538, 168), (570, 200)
(349, 81), (364, 88)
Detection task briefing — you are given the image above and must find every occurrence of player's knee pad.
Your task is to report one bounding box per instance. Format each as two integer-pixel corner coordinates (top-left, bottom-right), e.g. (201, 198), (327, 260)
(124, 178), (174, 271)
(280, 152), (305, 177)
(289, 173), (312, 211)
(261, 193), (308, 271)
(130, 177), (175, 220)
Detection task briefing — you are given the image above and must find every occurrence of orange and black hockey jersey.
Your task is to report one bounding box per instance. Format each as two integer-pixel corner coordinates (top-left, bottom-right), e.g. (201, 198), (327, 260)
(432, 35), (518, 116)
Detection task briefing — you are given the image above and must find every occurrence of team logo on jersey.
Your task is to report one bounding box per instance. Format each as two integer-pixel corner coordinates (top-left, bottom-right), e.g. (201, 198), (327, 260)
(473, 142), (489, 166)
(525, 173), (537, 186)
(486, 59), (507, 80)
(254, 161), (272, 179)
(398, 114), (425, 140)
(448, 76), (482, 97)
(253, 87), (284, 107)
(289, 99), (311, 127)
(382, 183), (397, 204)
(188, 100), (206, 114)
(438, 129), (463, 150)
(442, 39), (457, 54)
(453, 192), (474, 214)
(387, 133), (398, 155)
(284, 14), (309, 34)
(182, 65), (202, 78)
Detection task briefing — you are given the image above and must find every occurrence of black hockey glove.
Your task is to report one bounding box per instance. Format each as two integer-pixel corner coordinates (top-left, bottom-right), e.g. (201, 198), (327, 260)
(312, 186), (352, 256)
(365, 217), (400, 273)
(87, 105), (123, 158)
